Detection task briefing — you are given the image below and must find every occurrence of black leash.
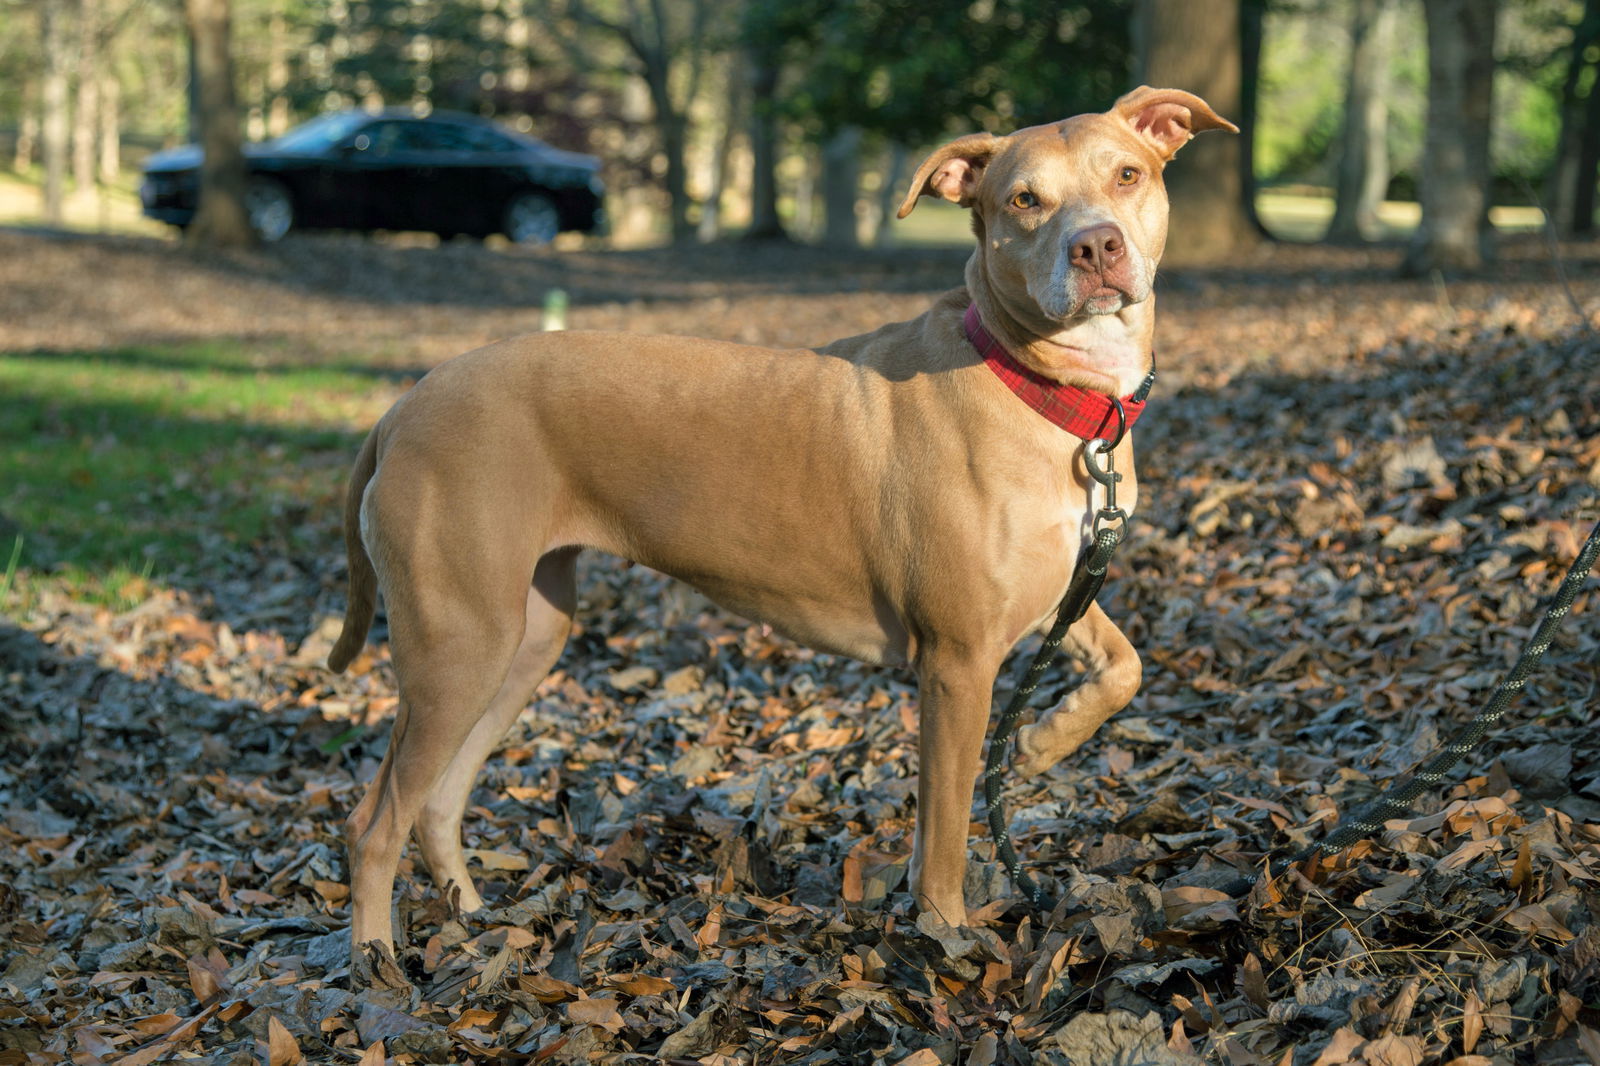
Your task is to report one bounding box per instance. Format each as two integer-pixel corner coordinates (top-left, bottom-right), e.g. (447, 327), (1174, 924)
(983, 425), (1600, 909)
(1221, 509), (1600, 896)
(983, 401), (1131, 911)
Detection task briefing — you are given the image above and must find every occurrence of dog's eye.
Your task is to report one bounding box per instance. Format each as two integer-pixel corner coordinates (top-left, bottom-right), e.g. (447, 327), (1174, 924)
(1010, 191), (1038, 210)
(1117, 167), (1141, 187)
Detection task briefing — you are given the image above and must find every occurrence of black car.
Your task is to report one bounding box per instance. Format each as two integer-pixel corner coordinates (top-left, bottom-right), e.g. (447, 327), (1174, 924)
(140, 109), (606, 245)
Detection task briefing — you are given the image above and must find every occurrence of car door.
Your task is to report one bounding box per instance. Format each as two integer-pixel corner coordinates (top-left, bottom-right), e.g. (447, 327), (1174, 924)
(356, 120), (444, 233)
(285, 118), (386, 230)
(396, 121), (501, 236)
(443, 124), (528, 236)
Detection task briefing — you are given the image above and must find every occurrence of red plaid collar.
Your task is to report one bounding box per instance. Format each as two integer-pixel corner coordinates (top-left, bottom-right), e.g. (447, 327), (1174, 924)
(963, 303), (1153, 441)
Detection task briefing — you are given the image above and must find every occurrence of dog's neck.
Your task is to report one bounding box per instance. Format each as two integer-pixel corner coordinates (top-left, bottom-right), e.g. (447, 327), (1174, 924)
(962, 302), (1152, 440)
(964, 261), (1155, 399)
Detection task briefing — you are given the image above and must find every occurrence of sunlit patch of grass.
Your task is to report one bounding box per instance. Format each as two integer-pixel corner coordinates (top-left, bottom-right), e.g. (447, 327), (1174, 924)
(0, 342), (393, 604)
(0, 168), (167, 238)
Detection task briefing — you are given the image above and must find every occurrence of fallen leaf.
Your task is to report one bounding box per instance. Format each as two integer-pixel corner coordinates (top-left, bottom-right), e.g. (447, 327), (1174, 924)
(265, 1016), (303, 1066)
(566, 997), (624, 1033)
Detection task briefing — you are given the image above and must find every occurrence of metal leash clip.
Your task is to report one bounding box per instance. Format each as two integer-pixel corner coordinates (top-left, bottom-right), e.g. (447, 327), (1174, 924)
(1084, 398), (1128, 538)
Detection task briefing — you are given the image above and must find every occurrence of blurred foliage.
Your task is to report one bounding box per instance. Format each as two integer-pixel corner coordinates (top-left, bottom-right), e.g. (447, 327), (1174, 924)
(1, 0), (1597, 215)
(744, 0), (1132, 143)
(1258, 0), (1577, 191)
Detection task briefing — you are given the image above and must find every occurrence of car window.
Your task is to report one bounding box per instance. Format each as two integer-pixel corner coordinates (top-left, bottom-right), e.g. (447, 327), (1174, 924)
(437, 124), (496, 153)
(346, 118), (524, 156)
(420, 124), (471, 153)
(274, 111), (372, 153)
(415, 122), (522, 154)
(460, 126), (521, 153)
(357, 121), (434, 155)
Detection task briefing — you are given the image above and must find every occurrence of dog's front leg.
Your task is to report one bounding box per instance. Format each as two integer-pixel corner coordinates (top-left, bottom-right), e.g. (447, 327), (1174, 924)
(1014, 601), (1141, 777)
(910, 651), (1000, 928)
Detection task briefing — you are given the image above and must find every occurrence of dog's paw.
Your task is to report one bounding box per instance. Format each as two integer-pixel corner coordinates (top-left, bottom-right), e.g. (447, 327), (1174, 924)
(351, 939), (417, 1001)
(1013, 722), (1074, 778)
(914, 909), (979, 960)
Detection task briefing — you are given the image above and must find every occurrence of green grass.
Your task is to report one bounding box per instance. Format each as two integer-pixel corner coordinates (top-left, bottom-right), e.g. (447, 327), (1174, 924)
(0, 341), (388, 608)
(0, 168), (168, 238)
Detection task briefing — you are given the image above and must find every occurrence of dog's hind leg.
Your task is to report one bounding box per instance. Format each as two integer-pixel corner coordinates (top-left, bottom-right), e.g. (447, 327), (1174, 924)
(346, 532), (538, 956)
(412, 548), (577, 913)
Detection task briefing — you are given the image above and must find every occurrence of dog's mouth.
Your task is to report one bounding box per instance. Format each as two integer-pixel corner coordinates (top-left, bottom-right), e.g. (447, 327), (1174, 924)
(1081, 288), (1129, 315)
(1027, 267), (1148, 327)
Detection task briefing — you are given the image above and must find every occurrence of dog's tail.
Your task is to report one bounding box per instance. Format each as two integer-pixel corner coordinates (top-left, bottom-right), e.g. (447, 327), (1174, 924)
(328, 425), (381, 674)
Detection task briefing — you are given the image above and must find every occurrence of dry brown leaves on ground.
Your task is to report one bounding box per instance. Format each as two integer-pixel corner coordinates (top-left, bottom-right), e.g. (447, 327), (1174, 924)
(2, 231), (1599, 1064)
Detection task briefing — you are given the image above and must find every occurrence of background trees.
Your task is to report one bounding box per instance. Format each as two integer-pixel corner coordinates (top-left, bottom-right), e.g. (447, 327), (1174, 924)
(1402, 0), (1498, 274)
(1135, 0), (1257, 266)
(2, 0), (1600, 264)
(183, 0), (256, 247)
(1327, 0), (1396, 243)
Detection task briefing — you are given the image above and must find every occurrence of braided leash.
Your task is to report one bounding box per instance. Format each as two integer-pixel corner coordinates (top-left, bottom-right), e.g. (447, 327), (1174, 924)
(984, 524), (1120, 910)
(985, 499), (1599, 909)
(984, 409), (1130, 912)
(1223, 510), (1600, 894)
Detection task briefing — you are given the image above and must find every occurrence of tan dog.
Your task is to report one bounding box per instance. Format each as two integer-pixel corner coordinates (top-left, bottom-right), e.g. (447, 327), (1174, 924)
(329, 86), (1235, 960)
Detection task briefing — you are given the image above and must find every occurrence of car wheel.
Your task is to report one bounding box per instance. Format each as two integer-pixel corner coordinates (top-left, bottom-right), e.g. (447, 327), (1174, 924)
(244, 178), (294, 242)
(504, 192), (560, 246)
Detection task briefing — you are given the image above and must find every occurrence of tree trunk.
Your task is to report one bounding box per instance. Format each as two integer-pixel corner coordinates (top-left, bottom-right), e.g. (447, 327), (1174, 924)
(697, 64), (743, 243)
(744, 53), (786, 241)
(14, 79), (39, 173)
(74, 0), (101, 195)
(267, 9), (291, 136)
(41, 0), (71, 224)
(1545, 0), (1600, 235)
(641, 68), (692, 242)
(821, 126), (862, 249)
(1237, 0), (1269, 238)
(1401, 0), (1496, 275)
(98, 68), (121, 183)
(1573, 66), (1600, 236)
(1327, 0), (1396, 243)
(873, 144), (909, 248)
(1136, 0), (1256, 266)
(186, 29), (202, 143)
(660, 108), (692, 242)
(794, 149), (817, 238)
(183, 0), (256, 248)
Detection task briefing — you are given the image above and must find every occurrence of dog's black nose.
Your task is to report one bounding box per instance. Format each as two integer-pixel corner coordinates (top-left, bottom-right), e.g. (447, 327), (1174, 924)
(1069, 224), (1126, 273)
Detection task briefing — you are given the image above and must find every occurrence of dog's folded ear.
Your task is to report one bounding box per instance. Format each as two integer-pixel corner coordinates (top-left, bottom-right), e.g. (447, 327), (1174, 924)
(897, 133), (1005, 218)
(1113, 86), (1238, 162)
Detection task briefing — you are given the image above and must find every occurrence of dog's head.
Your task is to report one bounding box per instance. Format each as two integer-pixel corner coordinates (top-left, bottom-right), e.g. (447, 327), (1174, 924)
(898, 87), (1236, 374)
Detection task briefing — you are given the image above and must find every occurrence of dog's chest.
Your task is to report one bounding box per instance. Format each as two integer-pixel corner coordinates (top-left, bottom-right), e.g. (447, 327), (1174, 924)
(983, 450), (1098, 625)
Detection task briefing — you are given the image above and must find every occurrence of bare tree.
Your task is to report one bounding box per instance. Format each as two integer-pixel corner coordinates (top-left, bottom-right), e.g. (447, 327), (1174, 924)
(697, 55), (744, 243)
(1327, 0), (1396, 243)
(183, 0), (255, 248)
(98, 65), (121, 183)
(1238, 0), (1269, 237)
(265, 7), (291, 137)
(744, 46), (785, 241)
(1135, 0), (1256, 266)
(40, 0), (71, 224)
(1402, 0), (1497, 275)
(14, 74), (40, 174)
(821, 126), (861, 248)
(1545, 0), (1600, 235)
(73, 0), (101, 195)
(558, 0), (719, 242)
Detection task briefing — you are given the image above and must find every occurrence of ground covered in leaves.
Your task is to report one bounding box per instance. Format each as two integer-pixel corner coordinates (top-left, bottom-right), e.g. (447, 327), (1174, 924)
(2, 228), (1599, 1065)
